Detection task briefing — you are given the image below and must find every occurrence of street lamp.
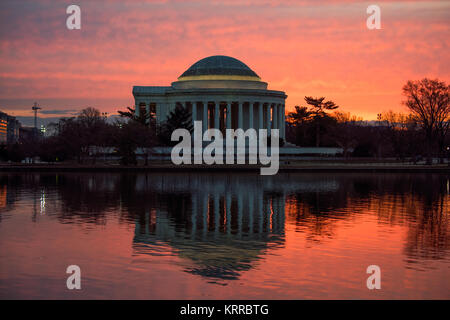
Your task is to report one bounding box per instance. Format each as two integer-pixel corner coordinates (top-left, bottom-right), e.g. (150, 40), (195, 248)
(447, 146), (450, 167)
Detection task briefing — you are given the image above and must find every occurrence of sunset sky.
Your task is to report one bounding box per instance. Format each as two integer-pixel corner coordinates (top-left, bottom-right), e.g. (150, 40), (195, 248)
(0, 0), (449, 120)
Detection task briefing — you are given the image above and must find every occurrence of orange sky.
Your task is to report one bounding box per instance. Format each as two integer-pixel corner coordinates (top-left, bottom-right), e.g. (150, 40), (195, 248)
(0, 0), (449, 120)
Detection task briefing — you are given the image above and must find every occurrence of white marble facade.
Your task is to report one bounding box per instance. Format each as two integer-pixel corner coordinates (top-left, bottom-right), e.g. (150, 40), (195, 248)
(133, 56), (287, 139)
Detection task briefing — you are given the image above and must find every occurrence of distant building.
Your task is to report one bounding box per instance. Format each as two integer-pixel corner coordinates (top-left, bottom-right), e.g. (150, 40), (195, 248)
(19, 126), (39, 141)
(0, 115), (6, 144)
(133, 55), (287, 139)
(0, 111), (22, 144)
(8, 118), (21, 144)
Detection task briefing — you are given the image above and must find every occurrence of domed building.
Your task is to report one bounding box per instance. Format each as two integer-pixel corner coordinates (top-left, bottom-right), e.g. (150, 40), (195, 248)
(133, 55), (287, 139)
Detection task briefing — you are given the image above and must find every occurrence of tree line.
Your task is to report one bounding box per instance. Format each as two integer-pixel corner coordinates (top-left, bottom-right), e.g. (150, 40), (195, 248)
(0, 104), (192, 165)
(0, 78), (448, 165)
(286, 78), (449, 163)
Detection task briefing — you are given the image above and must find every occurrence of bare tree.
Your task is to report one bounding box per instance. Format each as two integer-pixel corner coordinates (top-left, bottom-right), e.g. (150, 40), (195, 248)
(77, 107), (109, 164)
(381, 111), (418, 161)
(403, 78), (450, 164)
(331, 112), (361, 158)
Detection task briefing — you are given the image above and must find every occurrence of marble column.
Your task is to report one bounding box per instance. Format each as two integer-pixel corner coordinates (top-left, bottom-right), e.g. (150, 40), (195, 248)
(163, 102), (170, 122)
(277, 104), (282, 131)
(238, 101), (243, 129)
(145, 103), (150, 121)
(155, 102), (161, 124)
(266, 103), (271, 131)
(214, 101), (220, 129)
(202, 101), (208, 132)
(248, 102), (254, 130)
(192, 102), (197, 124)
(226, 102), (231, 129)
(273, 103), (278, 129)
(259, 103), (264, 130)
(135, 102), (140, 117)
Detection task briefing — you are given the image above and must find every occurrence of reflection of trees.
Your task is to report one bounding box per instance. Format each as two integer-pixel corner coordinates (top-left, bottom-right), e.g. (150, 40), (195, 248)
(0, 175), (29, 213)
(55, 174), (122, 224)
(404, 196), (449, 261)
(361, 174), (449, 262)
(400, 175), (449, 261)
(0, 172), (448, 271)
(0, 174), (55, 223)
(286, 173), (450, 263)
(287, 174), (361, 243)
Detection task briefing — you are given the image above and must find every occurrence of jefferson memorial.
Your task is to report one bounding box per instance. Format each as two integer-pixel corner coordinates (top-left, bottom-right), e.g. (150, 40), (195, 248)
(133, 55), (287, 139)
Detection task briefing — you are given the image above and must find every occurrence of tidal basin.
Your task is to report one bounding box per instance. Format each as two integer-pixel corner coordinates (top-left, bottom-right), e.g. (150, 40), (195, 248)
(0, 172), (448, 299)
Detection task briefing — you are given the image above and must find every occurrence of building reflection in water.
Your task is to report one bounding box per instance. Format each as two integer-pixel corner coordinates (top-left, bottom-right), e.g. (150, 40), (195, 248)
(132, 175), (291, 281)
(0, 172), (448, 283)
(127, 174), (342, 281)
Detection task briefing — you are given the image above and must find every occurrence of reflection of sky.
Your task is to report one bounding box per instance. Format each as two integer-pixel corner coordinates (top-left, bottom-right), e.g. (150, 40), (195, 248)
(0, 172), (448, 299)
(0, 0), (449, 119)
(0, 185), (6, 209)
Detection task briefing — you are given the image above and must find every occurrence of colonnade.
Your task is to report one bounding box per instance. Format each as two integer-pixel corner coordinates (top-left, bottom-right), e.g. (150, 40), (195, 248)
(190, 190), (286, 237)
(136, 100), (286, 139)
(136, 191), (286, 239)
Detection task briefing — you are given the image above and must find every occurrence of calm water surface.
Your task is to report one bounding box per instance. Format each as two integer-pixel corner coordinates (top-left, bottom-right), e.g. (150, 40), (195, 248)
(0, 172), (449, 299)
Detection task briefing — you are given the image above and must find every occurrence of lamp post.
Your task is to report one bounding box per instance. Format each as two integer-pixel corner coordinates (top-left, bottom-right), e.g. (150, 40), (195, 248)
(32, 102), (41, 129)
(447, 146), (450, 167)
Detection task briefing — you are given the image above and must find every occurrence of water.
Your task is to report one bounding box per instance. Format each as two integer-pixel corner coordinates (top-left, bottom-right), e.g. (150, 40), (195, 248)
(0, 172), (448, 299)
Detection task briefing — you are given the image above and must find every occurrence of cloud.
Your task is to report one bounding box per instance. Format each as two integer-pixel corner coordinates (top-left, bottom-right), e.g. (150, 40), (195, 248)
(0, 0), (448, 120)
(40, 109), (79, 115)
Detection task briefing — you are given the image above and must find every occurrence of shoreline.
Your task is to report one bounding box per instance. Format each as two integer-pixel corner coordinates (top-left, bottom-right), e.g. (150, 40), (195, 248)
(1, 163), (449, 173)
